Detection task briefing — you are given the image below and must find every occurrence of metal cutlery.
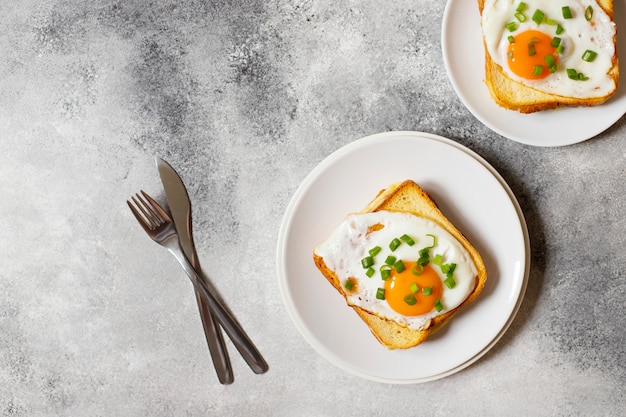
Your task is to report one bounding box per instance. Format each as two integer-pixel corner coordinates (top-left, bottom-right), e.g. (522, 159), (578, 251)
(127, 190), (269, 375)
(156, 158), (233, 385)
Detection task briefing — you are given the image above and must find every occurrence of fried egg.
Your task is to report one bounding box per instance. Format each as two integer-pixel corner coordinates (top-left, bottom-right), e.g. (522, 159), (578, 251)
(314, 211), (477, 331)
(481, 0), (617, 98)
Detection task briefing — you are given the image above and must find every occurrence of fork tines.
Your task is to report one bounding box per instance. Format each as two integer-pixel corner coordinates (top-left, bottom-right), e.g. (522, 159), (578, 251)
(127, 191), (163, 231)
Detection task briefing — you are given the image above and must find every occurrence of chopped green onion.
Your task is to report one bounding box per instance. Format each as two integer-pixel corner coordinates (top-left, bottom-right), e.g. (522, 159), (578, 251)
(585, 5), (593, 21)
(344, 280), (354, 291)
(508, 35), (515, 44)
(557, 44), (564, 54)
(515, 12), (527, 23)
(567, 68), (589, 81)
(361, 256), (374, 268)
(400, 234), (415, 246)
(556, 24), (564, 35)
(444, 277), (456, 289)
(433, 254), (443, 266)
(562, 6), (573, 19)
(376, 288), (386, 300)
(425, 234), (437, 248)
(369, 246), (382, 257)
(412, 264), (423, 276)
(404, 294), (417, 306)
(394, 259), (405, 273)
(422, 286), (433, 296)
(389, 238), (401, 252)
(549, 65), (557, 73)
(366, 267), (375, 278)
(551, 37), (561, 47)
(441, 263), (457, 276)
(380, 266), (392, 280)
(384, 255), (396, 266)
(434, 298), (444, 312)
(545, 18), (558, 25)
(582, 50), (597, 62)
(532, 9), (545, 25)
(528, 42), (537, 56)
(544, 55), (556, 68)
(516, 2), (527, 12)
(505, 21), (518, 32)
(567, 68), (578, 79)
(410, 283), (419, 294)
(532, 65), (543, 76)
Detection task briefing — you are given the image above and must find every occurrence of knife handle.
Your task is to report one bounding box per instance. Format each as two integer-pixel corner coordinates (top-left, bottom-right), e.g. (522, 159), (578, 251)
(195, 288), (234, 384)
(167, 243), (269, 375)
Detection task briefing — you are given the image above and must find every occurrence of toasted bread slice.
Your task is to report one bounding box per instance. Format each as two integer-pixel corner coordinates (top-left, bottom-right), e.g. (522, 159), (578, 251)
(313, 180), (487, 349)
(478, 0), (619, 113)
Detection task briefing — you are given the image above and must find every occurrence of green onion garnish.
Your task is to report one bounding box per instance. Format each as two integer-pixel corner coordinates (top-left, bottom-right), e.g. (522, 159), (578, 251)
(422, 286), (433, 296)
(508, 35), (515, 44)
(410, 283), (419, 294)
(556, 24), (564, 35)
(562, 6), (573, 19)
(404, 294), (417, 306)
(433, 254), (443, 266)
(505, 21), (518, 32)
(425, 234), (437, 248)
(516, 2), (527, 13)
(384, 255), (396, 266)
(532, 9), (545, 25)
(394, 259), (405, 273)
(366, 267), (375, 278)
(369, 246), (382, 257)
(434, 298), (444, 312)
(557, 44), (564, 54)
(551, 37), (561, 47)
(582, 50), (597, 62)
(545, 55), (556, 68)
(361, 256), (374, 268)
(567, 68), (589, 81)
(545, 18), (558, 25)
(528, 42), (537, 57)
(444, 277), (456, 289)
(515, 12), (527, 23)
(376, 288), (385, 300)
(532, 65), (543, 76)
(344, 280), (354, 291)
(389, 238), (401, 252)
(400, 234), (415, 246)
(585, 5), (593, 21)
(380, 265), (392, 280)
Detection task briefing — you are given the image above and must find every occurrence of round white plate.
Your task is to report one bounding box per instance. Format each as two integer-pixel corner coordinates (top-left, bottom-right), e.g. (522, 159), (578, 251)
(442, 0), (626, 147)
(276, 131), (530, 383)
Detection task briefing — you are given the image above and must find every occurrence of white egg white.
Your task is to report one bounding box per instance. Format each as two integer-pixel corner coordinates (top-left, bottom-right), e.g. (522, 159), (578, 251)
(314, 211), (477, 330)
(481, 0), (616, 98)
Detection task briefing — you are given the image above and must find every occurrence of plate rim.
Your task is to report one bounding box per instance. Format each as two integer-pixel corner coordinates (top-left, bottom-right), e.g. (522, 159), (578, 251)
(276, 131), (530, 383)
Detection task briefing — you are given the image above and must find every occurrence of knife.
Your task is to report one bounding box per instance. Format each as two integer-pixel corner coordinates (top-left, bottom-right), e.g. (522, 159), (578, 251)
(156, 158), (234, 384)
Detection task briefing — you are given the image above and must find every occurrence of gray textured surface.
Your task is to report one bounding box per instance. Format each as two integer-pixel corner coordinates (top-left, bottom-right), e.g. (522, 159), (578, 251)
(1, 0), (625, 416)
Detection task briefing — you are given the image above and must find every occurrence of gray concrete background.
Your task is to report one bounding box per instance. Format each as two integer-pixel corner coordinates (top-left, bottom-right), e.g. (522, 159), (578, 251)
(1, 0), (624, 415)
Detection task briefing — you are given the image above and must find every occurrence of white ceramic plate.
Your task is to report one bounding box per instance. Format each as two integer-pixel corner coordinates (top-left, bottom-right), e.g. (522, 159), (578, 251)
(442, 0), (626, 147)
(276, 131), (530, 383)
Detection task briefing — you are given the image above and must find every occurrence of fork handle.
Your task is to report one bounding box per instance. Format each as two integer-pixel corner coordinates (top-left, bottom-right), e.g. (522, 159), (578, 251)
(169, 248), (269, 374)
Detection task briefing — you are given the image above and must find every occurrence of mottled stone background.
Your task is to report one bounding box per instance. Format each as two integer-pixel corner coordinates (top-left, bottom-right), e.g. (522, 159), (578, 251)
(1, 0), (624, 416)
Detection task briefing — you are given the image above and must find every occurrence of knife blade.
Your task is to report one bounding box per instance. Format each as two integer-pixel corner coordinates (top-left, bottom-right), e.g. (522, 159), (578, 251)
(156, 158), (234, 384)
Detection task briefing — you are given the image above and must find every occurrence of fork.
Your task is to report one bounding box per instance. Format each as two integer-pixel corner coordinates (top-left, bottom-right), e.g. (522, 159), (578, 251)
(127, 190), (269, 375)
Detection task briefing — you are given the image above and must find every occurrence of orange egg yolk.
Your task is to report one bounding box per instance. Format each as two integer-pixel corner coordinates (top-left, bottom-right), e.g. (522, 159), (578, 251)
(507, 30), (558, 80)
(384, 262), (443, 316)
